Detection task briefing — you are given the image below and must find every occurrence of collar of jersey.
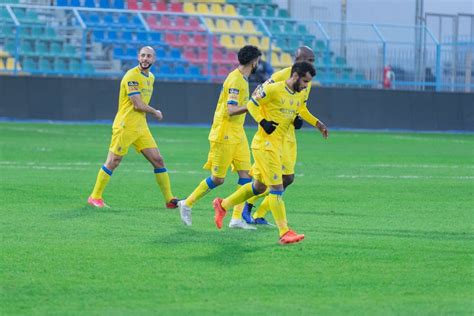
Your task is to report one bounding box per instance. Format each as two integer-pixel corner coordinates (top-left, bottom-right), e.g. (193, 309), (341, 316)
(285, 85), (295, 95)
(140, 71), (149, 78)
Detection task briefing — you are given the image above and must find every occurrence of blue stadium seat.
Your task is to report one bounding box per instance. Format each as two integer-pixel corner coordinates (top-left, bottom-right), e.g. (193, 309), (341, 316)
(104, 30), (117, 43)
(57, 0), (68, 6)
(156, 48), (166, 60)
(112, 0), (124, 9)
(131, 16), (142, 28)
(114, 46), (126, 59)
(71, 0), (80, 6)
(137, 31), (148, 43)
(85, 0), (96, 8)
(87, 14), (101, 27)
(121, 31), (132, 43)
(170, 48), (181, 61)
(93, 30), (105, 41)
(99, 0), (110, 8)
(22, 57), (37, 71)
(149, 32), (162, 45)
(54, 58), (68, 72)
(39, 58), (52, 72)
(126, 47), (136, 58)
(118, 14), (129, 27)
(160, 63), (171, 74)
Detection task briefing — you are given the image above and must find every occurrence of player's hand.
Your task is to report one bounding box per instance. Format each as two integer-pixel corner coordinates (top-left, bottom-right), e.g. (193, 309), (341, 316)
(316, 121), (328, 139)
(154, 110), (163, 121)
(293, 116), (303, 129)
(259, 119), (279, 134)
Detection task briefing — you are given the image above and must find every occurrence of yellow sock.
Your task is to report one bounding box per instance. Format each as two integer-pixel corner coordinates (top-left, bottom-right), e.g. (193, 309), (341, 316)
(154, 168), (174, 203)
(253, 195), (270, 219)
(222, 182), (257, 211)
(246, 187), (269, 205)
(90, 166), (112, 199)
(232, 178), (252, 220)
(185, 177), (216, 207)
(268, 191), (289, 237)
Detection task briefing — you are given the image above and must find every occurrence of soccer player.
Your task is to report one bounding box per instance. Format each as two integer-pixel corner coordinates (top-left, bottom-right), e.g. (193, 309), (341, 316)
(87, 46), (178, 209)
(242, 46), (329, 225)
(178, 45), (262, 229)
(213, 61), (316, 244)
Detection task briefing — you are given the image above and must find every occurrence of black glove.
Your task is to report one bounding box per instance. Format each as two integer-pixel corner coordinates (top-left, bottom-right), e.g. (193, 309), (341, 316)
(259, 119), (279, 134)
(293, 116), (303, 129)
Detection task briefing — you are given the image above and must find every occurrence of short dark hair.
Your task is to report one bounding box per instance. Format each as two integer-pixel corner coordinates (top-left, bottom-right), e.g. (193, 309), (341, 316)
(238, 45), (261, 65)
(291, 61), (316, 78)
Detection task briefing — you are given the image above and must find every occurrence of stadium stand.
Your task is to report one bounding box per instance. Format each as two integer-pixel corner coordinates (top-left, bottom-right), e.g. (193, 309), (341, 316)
(0, 0), (353, 82)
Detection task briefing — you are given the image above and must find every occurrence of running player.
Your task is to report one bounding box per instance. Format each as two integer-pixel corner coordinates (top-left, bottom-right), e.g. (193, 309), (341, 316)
(178, 45), (262, 229)
(242, 46), (329, 225)
(213, 61), (316, 244)
(87, 46), (178, 209)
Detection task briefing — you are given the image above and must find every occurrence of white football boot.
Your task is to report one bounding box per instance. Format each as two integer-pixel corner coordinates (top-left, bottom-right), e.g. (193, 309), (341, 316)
(178, 200), (192, 226)
(228, 218), (257, 230)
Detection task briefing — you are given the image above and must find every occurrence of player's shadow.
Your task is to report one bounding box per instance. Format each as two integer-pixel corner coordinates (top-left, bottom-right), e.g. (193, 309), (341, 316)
(50, 205), (125, 220)
(320, 227), (474, 242)
(149, 229), (277, 263)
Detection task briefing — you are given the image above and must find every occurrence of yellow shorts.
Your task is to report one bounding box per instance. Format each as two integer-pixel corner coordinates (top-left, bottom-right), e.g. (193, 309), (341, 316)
(203, 140), (251, 178)
(281, 140), (297, 175)
(250, 148), (282, 186)
(109, 127), (157, 156)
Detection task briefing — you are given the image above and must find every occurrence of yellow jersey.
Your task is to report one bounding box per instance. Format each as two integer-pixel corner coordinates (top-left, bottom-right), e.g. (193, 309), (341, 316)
(248, 81), (304, 153)
(253, 67), (317, 142)
(113, 66), (155, 131)
(208, 68), (249, 144)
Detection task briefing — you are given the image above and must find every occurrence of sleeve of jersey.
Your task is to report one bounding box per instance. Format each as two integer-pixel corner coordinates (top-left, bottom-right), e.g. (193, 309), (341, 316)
(125, 73), (141, 96)
(247, 86), (270, 123)
(226, 77), (241, 106)
(298, 103), (319, 127)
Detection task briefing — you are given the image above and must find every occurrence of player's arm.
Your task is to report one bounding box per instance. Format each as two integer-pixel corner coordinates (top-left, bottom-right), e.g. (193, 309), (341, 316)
(299, 103), (328, 139)
(129, 94), (163, 120)
(226, 85), (247, 116)
(247, 87), (278, 134)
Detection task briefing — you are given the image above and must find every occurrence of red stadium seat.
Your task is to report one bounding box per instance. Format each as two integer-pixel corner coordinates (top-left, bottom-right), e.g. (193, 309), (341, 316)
(178, 33), (191, 46)
(170, 2), (183, 12)
(146, 15), (159, 29)
(142, 0), (152, 11)
(127, 0), (138, 10)
(183, 48), (199, 63)
(189, 17), (203, 32)
(217, 66), (228, 77)
(198, 48), (209, 62)
(193, 34), (207, 47)
(159, 16), (173, 30)
(165, 33), (180, 46)
(156, 1), (166, 11)
(213, 49), (224, 64)
(227, 51), (238, 64)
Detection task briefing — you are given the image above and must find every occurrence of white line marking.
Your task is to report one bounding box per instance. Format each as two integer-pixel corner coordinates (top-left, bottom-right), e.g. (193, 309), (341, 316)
(336, 174), (474, 180)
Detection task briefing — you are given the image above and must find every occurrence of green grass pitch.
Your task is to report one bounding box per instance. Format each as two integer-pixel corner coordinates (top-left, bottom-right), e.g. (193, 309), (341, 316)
(1, 122), (473, 315)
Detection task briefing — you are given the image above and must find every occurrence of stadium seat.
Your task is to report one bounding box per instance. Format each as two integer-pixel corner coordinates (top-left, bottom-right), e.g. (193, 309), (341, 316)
(210, 3), (224, 15)
(36, 41), (48, 56)
(158, 16), (173, 30)
(112, 0), (124, 9)
(85, 0), (96, 8)
(57, 0), (68, 6)
(0, 59), (5, 71)
(6, 57), (20, 70)
(197, 48), (209, 63)
(227, 51), (237, 64)
(169, 2), (182, 12)
(121, 31), (133, 43)
(183, 3), (195, 14)
(136, 31), (148, 43)
(229, 19), (241, 33)
(216, 66), (227, 77)
(253, 7), (263, 17)
(213, 49), (224, 64)
(278, 9), (289, 18)
(50, 42), (62, 54)
(39, 58), (52, 71)
(160, 63), (171, 74)
(175, 65), (186, 76)
(93, 29), (105, 41)
(248, 36), (259, 48)
(156, 48), (166, 60)
(149, 32), (162, 44)
(193, 33), (207, 47)
(146, 15), (158, 29)
(99, 0), (110, 8)
(156, 1), (166, 11)
(242, 21), (258, 35)
(183, 48), (198, 63)
(216, 19), (230, 33)
(142, 0), (152, 11)
(22, 57), (36, 71)
(53, 58), (67, 72)
(197, 3), (209, 14)
(170, 48), (182, 61)
(71, 0), (80, 6)
(280, 52), (292, 66)
(165, 33), (180, 46)
(114, 46), (126, 59)
(178, 33), (191, 46)
(69, 59), (81, 72)
(220, 35), (233, 49)
(238, 6), (249, 16)
(127, 0), (138, 10)
(233, 35), (246, 49)
(204, 18), (216, 32)
(189, 17), (203, 31)
(223, 4), (237, 16)
(189, 66), (201, 78)
(265, 7), (276, 17)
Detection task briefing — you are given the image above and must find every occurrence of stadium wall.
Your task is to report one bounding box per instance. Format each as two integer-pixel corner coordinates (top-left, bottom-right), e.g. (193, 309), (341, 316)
(1, 76), (473, 131)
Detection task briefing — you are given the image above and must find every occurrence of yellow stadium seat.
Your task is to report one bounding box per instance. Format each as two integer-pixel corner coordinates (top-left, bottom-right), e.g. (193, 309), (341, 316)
(197, 3), (209, 14)
(229, 19), (241, 32)
(183, 3), (196, 14)
(210, 3), (223, 15)
(6, 58), (20, 70)
(248, 36), (260, 47)
(280, 52), (292, 66)
(260, 37), (270, 52)
(0, 50), (8, 58)
(204, 18), (216, 32)
(223, 4), (237, 16)
(271, 52), (283, 68)
(216, 19), (230, 33)
(233, 35), (246, 50)
(0, 59), (5, 70)
(220, 34), (233, 49)
(242, 20), (259, 35)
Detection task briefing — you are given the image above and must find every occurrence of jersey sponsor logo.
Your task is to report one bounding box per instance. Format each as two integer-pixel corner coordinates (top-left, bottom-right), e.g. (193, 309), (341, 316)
(128, 81), (139, 86)
(229, 88), (240, 94)
(252, 85), (266, 99)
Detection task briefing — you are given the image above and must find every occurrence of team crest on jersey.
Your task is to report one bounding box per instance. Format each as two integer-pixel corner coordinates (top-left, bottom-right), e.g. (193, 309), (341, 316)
(273, 174), (278, 180)
(290, 99), (294, 106)
(214, 166), (218, 172)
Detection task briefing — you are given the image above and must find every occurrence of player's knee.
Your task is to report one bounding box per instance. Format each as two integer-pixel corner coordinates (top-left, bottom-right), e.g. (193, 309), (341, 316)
(283, 175), (294, 188)
(253, 181), (267, 194)
(211, 176), (225, 186)
(106, 156), (122, 170)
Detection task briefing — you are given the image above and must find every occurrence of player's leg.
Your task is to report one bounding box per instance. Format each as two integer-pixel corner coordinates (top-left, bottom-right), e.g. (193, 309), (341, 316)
(88, 128), (133, 208)
(141, 147), (178, 208)
(178, 142), (230, 226)
(251, 174), (293, 223)
(228, 170), (255, 229)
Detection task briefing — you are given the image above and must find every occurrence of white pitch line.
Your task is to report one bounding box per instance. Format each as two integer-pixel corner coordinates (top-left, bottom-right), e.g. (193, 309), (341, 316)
(336, 174), (474, 180)
(364, 163), (474, 169)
